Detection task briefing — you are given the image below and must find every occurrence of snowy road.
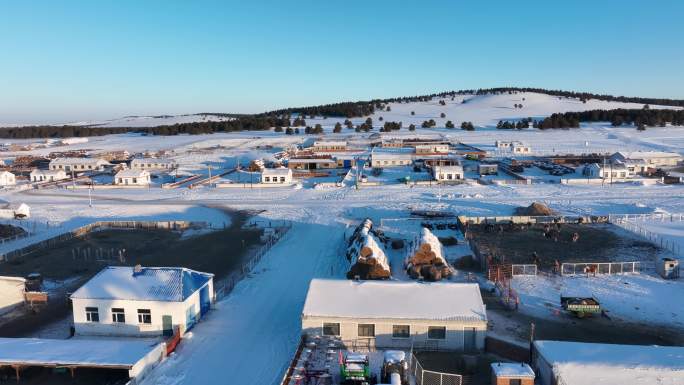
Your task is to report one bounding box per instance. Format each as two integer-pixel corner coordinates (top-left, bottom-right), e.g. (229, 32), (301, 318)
(141, 222), (344, 385)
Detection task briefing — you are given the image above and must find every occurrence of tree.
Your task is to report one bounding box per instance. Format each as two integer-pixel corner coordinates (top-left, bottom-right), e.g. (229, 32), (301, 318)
(285, 127), (294, 135)
(440, 112), (446, 118)
(333, 122), (342, 133)
(411, 111), (415, 115)
(461, 121), (474, 130)
(378, 116), (383, 121)
(344, 119), (353, 129)
(408, 124), (416, 131)
(314, 124), (323, 134)
(637, 123), (646, 131)
(386, 106), (391, 112)
(294, 128), (300, 134)
(445, 120), (454, 129)
(439, 100), (446, 106)
(274, 126), (283, 132)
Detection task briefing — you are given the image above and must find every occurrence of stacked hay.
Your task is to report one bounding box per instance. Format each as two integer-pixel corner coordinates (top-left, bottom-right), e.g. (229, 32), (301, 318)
(405, 228), (453, 281)
(345, 219), (391, 280)
(514, 202), (557, 216)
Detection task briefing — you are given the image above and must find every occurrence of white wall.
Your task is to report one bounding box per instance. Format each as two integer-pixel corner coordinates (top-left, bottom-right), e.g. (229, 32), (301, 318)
(0, 277), (25, 315)
(302, 316), (486, 351)
(128, 342), (166, 380)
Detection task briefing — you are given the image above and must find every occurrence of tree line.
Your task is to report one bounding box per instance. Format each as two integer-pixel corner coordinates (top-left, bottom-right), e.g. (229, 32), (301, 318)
(496, 108), (684, 130)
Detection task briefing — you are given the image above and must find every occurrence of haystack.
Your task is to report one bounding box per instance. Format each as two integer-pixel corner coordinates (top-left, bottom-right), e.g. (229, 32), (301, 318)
(405, 227), (452, 281)
(514, 202), (557, 216)
(346, 219), (391, 280)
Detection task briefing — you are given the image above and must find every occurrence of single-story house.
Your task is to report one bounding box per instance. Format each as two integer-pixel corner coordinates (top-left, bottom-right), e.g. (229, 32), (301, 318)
(0, 276), (26, 316)
(421, 156), (461, 168)
(130, 158), (176, 170)
(512, 142), (531, 154)
(301, 279), (487, 351)
(287, 157), (339, 170)
(532, 340), (684, 385)
(370, 153), (413, 168)
(583, 163), (634, 180)
(30, 169), (68, 183)
(0, 171), (16, 186)
(381, 139), (404, 148)
(70, 266), (214, 337)
(49, 157), (110, 172)
(261, 168), (293, 184)
(611, 151), (682, 167)
(0, 203), (30, 219)
(115, 169), (151, 186)
(491, 363), (535, 385)
(478, 164), (498, 175)
(312, 141), (347, 152)
(415, 144), (450, 155)
(334, 155), (358, 168)
(495, 140), (512, 149)
(432, 165), (464, 182)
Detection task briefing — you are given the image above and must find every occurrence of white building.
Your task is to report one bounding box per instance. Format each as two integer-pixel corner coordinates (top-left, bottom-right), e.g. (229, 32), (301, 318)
(610, 151), (682, 168)
(30, 169), (68, 183)
(0, 276), (26, 316)
(532, 340), (684, 385)
(261, 168), (293, 184)
(583, 163), (634, 180)
(0, 171), (16, 186)
(415, 144), (450, 155)
(130, 158), (177, 170)
(370, 153), (413, 168)
(312, 141), (347, 152)
(115, 169), (151, 186)
(70, 266), (214, 337)
(0, 203), (31, 219)
(512, 142), (531, 154)
(60, 137), (89, 145)
(432, 165), (464, 182)
(49, 157), (110, 172)
(301, 279), (487, 351)
(478, 164), (498, 175)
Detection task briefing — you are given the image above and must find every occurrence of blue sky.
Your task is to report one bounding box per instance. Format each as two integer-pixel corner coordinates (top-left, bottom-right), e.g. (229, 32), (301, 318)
(1, 0), (683, 123)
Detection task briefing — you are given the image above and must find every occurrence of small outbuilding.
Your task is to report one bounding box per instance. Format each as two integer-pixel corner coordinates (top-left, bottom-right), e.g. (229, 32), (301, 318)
(432, 165), (464, 182)
(301, 279), (487, 351)
(115, 169), (151, 186)
(0, 276), (26, 316)
(261, 168), (293, 184)
(30, 169), (68, 183)
(0, 171), (16, 186)
(657, 257), (680, 279)
(70, 266), (214, 337)
(491, 363), (535, 385)
(130, 158), (177, 170)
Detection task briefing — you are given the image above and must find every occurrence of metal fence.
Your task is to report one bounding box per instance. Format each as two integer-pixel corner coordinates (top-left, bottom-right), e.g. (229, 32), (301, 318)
(511, 264), (538, 276)
(610, 213), (684, 256)
(561, 261), (640, 276)
(409, 353), (462, 385)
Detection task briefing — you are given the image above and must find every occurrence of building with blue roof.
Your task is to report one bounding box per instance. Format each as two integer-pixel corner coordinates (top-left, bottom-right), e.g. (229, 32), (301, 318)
(70, 265), (214, 337)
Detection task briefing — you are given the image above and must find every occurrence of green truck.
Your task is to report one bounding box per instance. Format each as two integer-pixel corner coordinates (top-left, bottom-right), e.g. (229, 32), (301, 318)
(561, 293), (602, 318)
(340, 352), (376, 384)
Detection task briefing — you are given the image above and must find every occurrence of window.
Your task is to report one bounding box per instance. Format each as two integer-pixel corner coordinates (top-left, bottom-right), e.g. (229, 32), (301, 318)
(264, 177), (270, 182)
(132, 178), (138, 184)
(427, 326), (446, 340)
(323, 322), (340, 336)
(85, 307), (99, 322)
(138, 309), (152, 324)
(392, 325), (410, 338)
(112, 308), (126, 323)
(358, 324), (375, 337)
(509, 379), (521, 385)
(280, 177), (286, 182)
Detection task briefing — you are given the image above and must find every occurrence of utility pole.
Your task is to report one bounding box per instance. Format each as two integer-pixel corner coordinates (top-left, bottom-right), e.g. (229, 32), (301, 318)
(88, 184), (93, 208)
(208, 165), (212, 188)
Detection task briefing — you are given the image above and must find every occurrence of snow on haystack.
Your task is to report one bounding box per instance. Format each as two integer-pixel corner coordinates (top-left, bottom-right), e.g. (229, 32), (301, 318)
(345, 219), (391, 279)
(405, 227), (452, 281)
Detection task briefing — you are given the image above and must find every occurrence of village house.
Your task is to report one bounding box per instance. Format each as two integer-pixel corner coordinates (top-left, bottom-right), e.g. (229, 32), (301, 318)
(261, 168), (293, 184)
(49, 157), (110, 172)
(30, 169), (68, 183)
(380, 139), (404, 148)
(287, 157), (339, 170)
(610, 151), (682, 168)
(130, 158), (177, 170)
(370, 153), (413, 168)
(311, 141), (347, 152)
(415, 144), (450, 155)
(583, 163), (634, 180)
(495, 140), (512, 149)
(0, 276), (26, 316)
(0, 203), (31, 219)
(511, 142), (531, 154)
(532, 340), (684, 385)
(301, 279), (487, 351)
(70, 266), (214, 337)
(432, 165), (465, 182)
(115, 169), (151, 186)
(0, 171), (16, 186)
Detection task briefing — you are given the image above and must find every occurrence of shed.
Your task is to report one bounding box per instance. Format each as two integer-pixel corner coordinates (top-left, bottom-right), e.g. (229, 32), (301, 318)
(432, 165), (464, 182)
(70, 266), (214, 337)
(657, 257), (680, 279)
(0, 276), (26, 316)
(261, 168), (293, 184)
(301, 279), (487, 351)
(491, 363), (535, 385)
(30, 169), (68, 183)
(0, 171), (16, 186)
(115, 169), (151, 186)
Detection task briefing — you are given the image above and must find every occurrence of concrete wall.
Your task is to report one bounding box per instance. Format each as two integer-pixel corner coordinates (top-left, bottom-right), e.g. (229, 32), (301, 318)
(0, 277), (25, 315)
(302, 316), (486, 351)
(128, 342), (166, 381)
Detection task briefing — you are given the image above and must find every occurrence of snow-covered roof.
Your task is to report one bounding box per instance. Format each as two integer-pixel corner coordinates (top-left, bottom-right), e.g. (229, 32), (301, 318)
(0, 170), (14, 176)
(131, 158), (176, 165)
(302, 279), (487, 322)
(71, 266), (213, 302)
(288, 158), (337, 164)
(116, 169), (149, 178)
(0, 276), (26, 283)
(613, 151), (682, 160)
(534, 340), (684, 385)
(0, 337), (158, 368)
(491, 363), (535, 378)
(30, 168), (66, 176)
(371, 153), (413, 160)
(313, 141), (347, 147)
(433, 165), (464, 173)
(49, 157), (109, 165)
(262, 167), (292, 176)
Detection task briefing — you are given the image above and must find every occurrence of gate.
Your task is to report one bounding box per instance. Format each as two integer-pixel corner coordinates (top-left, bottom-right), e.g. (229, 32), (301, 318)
(511, 264), (537, 276)
(409, 353), (463, 385)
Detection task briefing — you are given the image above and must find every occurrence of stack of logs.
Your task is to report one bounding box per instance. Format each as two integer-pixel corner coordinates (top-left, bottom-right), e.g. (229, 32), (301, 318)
(346, 219), (391, 280)
(405, 227), (452, 281)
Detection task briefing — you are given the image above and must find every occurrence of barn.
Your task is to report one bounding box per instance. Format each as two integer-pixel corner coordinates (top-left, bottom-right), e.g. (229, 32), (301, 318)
(70, 266), (214, 337)
(301, 279), (487, 351)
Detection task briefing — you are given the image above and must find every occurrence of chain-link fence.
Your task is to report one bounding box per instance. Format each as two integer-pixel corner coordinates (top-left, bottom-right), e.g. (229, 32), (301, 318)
(561, 261), (640, 276)
(409, 353), (462, 385)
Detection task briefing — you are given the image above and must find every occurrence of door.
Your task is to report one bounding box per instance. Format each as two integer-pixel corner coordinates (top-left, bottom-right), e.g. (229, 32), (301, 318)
(162, 315), (173, 336)
(464, 327), (477, 351)
(200, 285), (211, 316)
(343, 160), (351, 168)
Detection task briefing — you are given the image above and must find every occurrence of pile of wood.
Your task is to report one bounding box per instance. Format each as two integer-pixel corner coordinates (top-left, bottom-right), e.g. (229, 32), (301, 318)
(345, 219), (391, 280)
(405, 228), (452, 281)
